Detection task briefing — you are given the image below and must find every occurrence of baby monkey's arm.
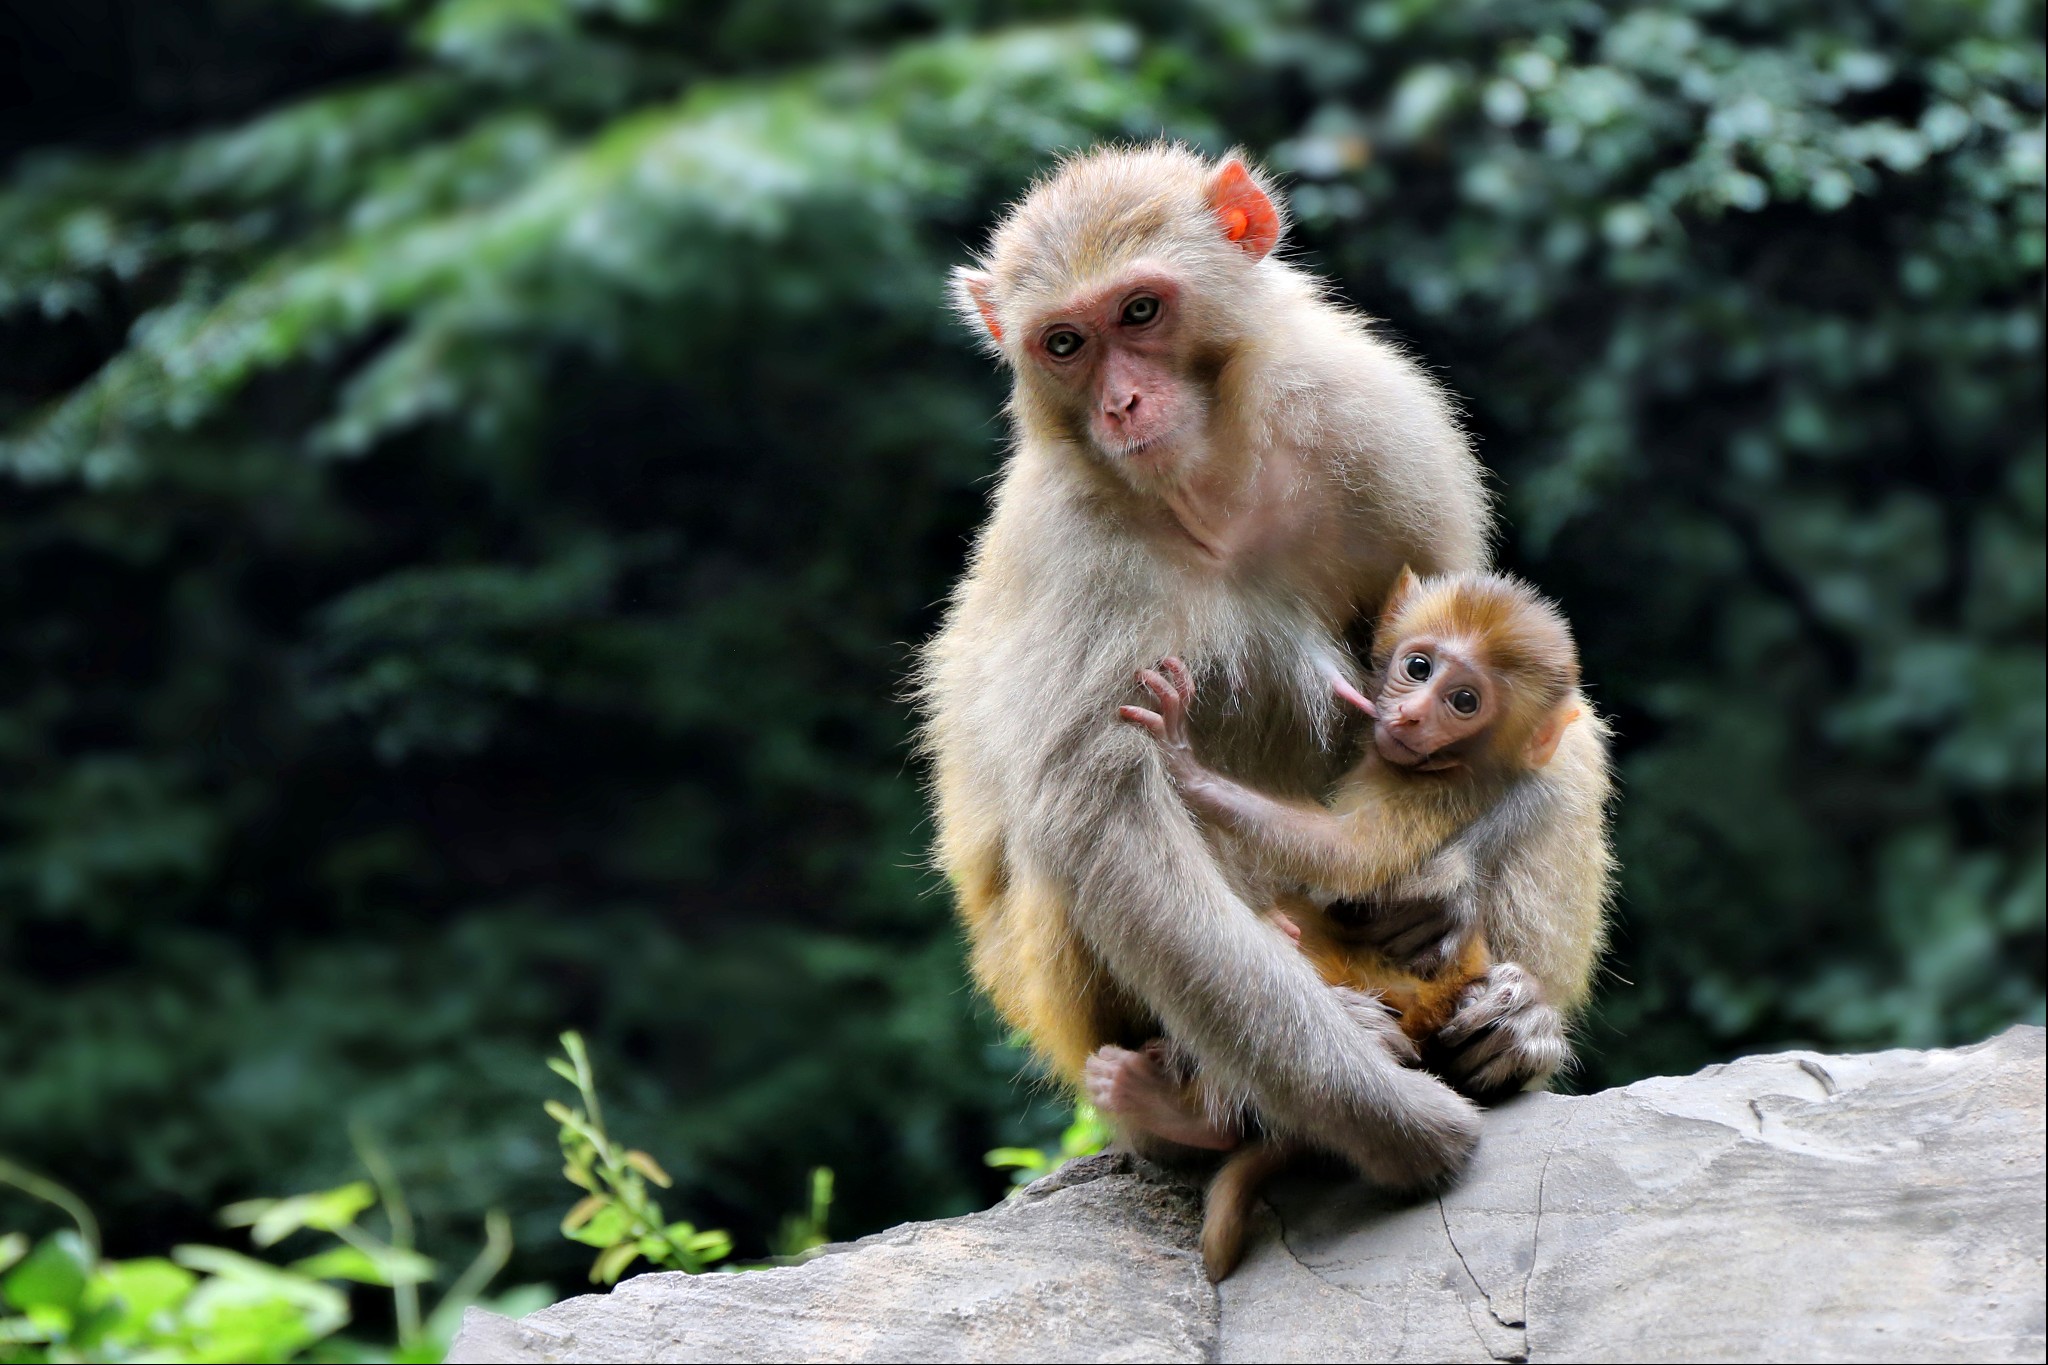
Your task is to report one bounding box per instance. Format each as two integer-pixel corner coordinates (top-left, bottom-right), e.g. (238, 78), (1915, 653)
(1120, 659), (1466, 898)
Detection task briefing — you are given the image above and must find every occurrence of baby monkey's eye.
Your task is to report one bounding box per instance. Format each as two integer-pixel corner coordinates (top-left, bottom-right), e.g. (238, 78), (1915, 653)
(1447, 688), (1480, 716)
(1045, 329), (1085, 358)
(1121, 295), (1161, 326)
(1402, 654), (1432, 682)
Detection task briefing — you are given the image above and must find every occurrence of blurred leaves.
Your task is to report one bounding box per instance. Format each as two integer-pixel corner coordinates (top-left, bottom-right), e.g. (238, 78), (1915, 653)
(0, 1161), (537, 1362)
(0, 0), (2040, 1301)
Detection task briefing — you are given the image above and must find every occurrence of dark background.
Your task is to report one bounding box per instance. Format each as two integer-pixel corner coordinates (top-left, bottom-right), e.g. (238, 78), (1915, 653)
(2, 0), (2041, 1295)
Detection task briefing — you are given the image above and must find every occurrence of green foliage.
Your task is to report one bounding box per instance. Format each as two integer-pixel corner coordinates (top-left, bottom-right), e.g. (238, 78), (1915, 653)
(1277, 0), (2047, 1074)
(548, 1031), (736, 1282)
(545, 1031), (835, 1278)
(0, 1155), (541, 1363)
(0, 0), (2040, 1292)
(984, 1104), (1112, 1189)
(767, 1168), (837, 1261)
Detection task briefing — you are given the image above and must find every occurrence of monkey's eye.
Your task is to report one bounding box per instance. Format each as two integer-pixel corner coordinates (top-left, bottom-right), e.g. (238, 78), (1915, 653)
(1121, 295), (1161, 326)
(1447, 688), (1480, 717)
(1044, 329), (1085, 358)
(1402, 654), (1432, 682)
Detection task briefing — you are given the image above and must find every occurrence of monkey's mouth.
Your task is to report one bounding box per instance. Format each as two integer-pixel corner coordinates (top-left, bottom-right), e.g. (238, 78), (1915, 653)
(1374, 726), (1430, 767)
(1097, 418), (1186, 463)
(1103, 432), (1169, 462)
(1374, 726), (1462, 772)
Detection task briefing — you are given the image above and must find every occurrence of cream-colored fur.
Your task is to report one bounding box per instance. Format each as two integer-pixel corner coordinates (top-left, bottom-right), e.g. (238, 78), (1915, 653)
(916, 144), (1612, 1188)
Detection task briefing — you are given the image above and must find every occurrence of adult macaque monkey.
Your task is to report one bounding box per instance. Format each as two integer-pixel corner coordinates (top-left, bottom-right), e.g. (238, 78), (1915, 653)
(918, 145), (1610, 1189)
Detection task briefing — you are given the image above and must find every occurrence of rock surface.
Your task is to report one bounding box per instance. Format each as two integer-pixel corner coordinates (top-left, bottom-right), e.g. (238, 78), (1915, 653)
(451, 1026), (2046, 1364)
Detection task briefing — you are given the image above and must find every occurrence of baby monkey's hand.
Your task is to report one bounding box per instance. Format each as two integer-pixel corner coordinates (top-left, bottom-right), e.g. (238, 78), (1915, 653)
(1120, 657), (1209, 792)
(1120, 657), (1296, 831)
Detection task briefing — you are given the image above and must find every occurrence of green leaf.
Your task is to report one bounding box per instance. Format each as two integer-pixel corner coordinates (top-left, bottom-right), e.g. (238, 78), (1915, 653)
(292, 1243), (438, 1286)
(81, 1252), (197, 1342)
(560, 1193), (608, 1232)
(0, 1235), (25, 1275)
(563, 1204), (632, 1248)
(682, 1229), (731, 1260)
(219, 1182), (377, 1246)
(85, 1255), (198, 1330)
(590, 1242), (639, 1284)
(982, 1147), (1049, 1173)
(172, 1244), (342, 1302)
(0, 1236), (89, 1314)
(622, 1150), (672, 1188)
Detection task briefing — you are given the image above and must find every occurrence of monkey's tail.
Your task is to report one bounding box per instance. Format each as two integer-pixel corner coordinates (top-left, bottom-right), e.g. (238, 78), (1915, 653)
(1201, 1140), (1295, 1282)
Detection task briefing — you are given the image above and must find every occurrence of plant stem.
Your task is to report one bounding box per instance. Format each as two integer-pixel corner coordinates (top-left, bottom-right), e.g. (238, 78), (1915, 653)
(0, 1157), (100, 1264)
(435, 1210), (512, 1322)
(351, 1123), (420, 1344)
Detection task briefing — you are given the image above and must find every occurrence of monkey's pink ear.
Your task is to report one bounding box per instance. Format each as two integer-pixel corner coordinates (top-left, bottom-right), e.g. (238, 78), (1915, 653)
(950, 267), (1004, 343)
(1525, 705), (1581, 769)
(1207, 159), (1281, 260)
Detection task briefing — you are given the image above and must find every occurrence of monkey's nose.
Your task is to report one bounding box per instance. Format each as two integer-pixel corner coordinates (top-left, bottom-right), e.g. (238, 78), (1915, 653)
(1104, 391), (1140, 420)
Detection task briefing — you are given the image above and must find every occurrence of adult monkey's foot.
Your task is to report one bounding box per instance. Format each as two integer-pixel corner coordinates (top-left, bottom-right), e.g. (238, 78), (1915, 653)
(1083, 1042), (1241, 1152)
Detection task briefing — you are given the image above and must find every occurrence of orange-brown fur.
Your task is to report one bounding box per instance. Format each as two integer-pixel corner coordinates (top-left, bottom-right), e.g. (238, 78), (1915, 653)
(1283, 890), (1494, 1041)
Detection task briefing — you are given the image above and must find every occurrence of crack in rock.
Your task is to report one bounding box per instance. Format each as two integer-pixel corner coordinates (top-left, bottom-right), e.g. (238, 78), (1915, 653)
(1438, 1194), (1529, 1363)
(1797, 1058), (1839, 1096)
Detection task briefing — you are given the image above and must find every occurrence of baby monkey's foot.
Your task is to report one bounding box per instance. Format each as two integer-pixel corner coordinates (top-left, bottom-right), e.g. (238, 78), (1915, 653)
(1084, 1042), (1240, 1152)
(1435, 962), (1568, 1101)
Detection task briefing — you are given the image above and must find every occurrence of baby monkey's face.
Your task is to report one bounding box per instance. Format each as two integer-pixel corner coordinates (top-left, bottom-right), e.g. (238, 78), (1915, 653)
(1371, 636), (1501, 772)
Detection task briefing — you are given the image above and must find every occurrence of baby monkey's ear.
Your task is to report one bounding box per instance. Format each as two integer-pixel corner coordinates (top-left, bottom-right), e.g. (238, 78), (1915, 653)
(1524, 704), (1582, 769)
(1380, 564), (1423, 621)
(1370, 564), (1424, 658)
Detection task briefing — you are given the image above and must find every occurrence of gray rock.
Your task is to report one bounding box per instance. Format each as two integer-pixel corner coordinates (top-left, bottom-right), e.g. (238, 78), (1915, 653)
(452, 1025), (2046, 1364)
(449, 1153), (1216, 1363)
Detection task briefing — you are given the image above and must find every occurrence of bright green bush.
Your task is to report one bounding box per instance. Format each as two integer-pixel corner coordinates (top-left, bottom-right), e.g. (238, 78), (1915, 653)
(0, 1153), (542, 1363)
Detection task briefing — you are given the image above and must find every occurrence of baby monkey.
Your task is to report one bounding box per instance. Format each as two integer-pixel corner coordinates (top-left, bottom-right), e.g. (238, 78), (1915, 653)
(1113, 568), (1586, 1280)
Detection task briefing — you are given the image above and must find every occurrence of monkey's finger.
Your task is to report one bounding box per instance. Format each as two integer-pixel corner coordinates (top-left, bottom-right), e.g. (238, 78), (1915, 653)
(1468, 1025), (1567, 1095)
(1331, 675), (1377, 717)
(1438, 984), (1517, 1046)
(1444, 1019), (1517, 1074)
(1465, 1055), (1535, 1097)
(1373, 908), (1460, 960)
(1136, 669), (1179, 714)
(1460, 1024), (1565, 1096)
(1380, 922), (1452, 961)
(1120, 705), (1166, 737)
(1085, 1044), (1138, 1073)
(1161, 655), (1195, 704)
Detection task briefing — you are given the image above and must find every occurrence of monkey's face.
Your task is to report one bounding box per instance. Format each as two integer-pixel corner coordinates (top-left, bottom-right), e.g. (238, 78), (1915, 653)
(1018, 269), (1212, 476)
(1371, 638), (1501, 772)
